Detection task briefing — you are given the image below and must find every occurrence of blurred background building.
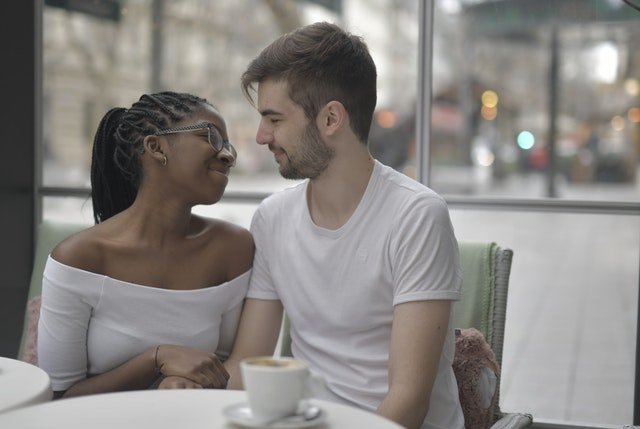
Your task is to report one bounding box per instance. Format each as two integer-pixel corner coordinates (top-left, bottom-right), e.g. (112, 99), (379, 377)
(1, 0), (639, 428)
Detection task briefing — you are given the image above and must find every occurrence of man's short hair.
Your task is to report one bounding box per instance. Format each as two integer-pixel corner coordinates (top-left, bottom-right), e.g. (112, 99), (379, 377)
(241, 21), (377, 144)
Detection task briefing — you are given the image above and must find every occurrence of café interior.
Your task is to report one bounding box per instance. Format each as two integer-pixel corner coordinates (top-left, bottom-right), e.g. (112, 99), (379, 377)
(1, 1), (639, 428)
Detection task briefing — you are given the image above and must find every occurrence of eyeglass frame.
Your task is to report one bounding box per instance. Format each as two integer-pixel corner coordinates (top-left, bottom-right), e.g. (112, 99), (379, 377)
(155, 122), (237, 166)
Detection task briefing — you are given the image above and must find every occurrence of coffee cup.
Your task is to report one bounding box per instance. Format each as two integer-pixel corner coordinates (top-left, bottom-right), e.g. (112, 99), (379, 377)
(240, 356), (320, 421)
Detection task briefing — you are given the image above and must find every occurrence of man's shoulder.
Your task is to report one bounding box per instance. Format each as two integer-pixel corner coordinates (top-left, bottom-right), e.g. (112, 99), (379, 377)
(376, 162), (446, 208)
(259, 181), (306, 210)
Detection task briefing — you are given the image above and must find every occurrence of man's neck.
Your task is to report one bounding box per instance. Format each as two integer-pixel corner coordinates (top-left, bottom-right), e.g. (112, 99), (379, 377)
(307, 150), (374, 230)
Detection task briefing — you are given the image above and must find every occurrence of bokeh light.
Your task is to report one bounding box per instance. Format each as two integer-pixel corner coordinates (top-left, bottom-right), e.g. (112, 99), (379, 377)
(611, 115), (625, 131)
(376, 110), (397, 129)
(624, 79), (640, 97)
(481, 105), (497, 121)
(517, 131), (535, 150)
(628, 107), (640, 123)
(481, 90), (499, 108)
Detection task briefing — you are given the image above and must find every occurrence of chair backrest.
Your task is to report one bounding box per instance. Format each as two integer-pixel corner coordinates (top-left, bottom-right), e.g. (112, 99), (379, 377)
(18, 220), (88, 361)
(452, 241), (513, 368)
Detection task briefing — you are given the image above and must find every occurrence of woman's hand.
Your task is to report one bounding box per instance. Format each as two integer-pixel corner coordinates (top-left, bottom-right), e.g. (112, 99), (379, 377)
(158, 376), (203, 390)
(155, 345), (229, 388)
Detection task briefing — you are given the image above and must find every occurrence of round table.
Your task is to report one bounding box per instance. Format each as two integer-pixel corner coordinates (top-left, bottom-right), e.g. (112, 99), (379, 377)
(0, 389), (403, 428)
(0, 357), (52, 413)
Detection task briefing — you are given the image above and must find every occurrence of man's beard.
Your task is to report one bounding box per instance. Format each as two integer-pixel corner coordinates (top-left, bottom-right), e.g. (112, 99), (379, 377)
(279, 122), (334, 180)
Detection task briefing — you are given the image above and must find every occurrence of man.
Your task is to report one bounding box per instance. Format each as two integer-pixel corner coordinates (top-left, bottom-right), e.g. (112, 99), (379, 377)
(224, 22), (464, 429)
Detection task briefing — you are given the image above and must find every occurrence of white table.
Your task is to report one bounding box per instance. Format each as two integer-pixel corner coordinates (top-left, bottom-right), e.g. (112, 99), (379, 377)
(0, 357), (52, 414)
(0, 389), (403, 428)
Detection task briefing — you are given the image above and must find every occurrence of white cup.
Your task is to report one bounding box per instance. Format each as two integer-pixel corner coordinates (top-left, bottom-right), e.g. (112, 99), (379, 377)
(240, 356), (319, 421)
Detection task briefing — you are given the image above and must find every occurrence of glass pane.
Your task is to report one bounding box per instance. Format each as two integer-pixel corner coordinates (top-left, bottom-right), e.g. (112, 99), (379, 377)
(42, 0), (418, 192)
(450, 208), (639, 425)
(42, 196), (94, 225)
(431, 0), (640, 201)
(42, 195), (259, 230)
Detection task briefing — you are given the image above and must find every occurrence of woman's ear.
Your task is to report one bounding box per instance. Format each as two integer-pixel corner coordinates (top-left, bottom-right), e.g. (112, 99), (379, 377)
(143, 135), (166, 164)
(319, 101), (348, 137)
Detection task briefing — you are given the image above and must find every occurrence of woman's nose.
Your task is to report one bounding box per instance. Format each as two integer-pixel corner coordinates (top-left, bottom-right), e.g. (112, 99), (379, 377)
(217, 145), (236, 167)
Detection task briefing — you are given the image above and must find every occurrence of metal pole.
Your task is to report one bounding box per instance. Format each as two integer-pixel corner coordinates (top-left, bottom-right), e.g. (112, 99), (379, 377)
(635, 256), (640, 425)
(416, 0), (434, 186)
(150, 0), (164, 92)
(546, 27), (559, 198)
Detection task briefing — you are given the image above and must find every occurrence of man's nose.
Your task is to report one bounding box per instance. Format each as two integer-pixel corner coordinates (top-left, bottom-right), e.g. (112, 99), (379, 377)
(255, 122), (273, 146)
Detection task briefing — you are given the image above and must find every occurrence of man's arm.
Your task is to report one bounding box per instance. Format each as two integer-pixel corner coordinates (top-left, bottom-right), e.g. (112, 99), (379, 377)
(223, 298), (284, 389)
(376, 300), (452, 429)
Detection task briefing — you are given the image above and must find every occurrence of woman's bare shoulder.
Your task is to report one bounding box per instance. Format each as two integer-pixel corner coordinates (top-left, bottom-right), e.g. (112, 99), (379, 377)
(197, 216), (254, 276)
(50, 224), (106, 273)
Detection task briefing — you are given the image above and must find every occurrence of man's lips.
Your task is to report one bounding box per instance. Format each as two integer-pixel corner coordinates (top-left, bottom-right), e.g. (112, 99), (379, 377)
(270, 147), (287, 162)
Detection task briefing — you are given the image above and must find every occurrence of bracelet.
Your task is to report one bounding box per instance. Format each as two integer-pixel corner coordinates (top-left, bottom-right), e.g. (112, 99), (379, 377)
(154, 345), (161, 373)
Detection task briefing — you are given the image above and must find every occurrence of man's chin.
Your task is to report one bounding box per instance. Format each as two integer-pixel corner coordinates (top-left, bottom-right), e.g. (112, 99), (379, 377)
(279, 166), (304, 180)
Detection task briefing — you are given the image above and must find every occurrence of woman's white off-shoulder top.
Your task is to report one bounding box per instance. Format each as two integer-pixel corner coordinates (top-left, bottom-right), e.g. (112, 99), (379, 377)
(37, 256), (250, 391)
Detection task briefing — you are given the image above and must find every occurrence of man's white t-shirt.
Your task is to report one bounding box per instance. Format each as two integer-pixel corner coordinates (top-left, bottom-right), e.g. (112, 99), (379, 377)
(247, 160), (464, 429)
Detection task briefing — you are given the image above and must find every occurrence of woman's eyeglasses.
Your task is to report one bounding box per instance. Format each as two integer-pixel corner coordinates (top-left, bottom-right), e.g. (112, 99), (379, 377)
(156, 122), (237, 166)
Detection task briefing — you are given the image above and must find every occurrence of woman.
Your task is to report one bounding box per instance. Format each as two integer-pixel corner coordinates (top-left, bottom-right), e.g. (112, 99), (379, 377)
(37, 91), (253, 398)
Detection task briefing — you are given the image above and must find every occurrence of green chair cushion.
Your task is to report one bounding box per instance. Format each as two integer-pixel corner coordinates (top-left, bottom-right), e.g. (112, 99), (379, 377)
(452, 242), (497, 344)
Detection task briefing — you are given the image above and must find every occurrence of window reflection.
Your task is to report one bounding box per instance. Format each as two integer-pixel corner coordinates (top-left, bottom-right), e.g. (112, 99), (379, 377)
(431, 0), (640, 201)
(42, 0), (418, 193)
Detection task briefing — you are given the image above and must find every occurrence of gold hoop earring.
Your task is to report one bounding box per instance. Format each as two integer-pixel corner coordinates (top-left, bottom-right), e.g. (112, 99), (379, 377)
(161, 154), (167, 166)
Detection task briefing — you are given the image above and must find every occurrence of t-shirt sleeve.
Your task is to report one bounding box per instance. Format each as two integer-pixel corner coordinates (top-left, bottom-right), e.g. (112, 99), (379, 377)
(246, 206), (280, 300)
(37, 257), (101, 392)
(390, 194), (462, 306)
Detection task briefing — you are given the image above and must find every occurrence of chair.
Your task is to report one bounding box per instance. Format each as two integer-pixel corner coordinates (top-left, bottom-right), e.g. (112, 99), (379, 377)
(453, 241), (532, 429)
(17, 220), (88, 363)
(278, 241), (532, 429)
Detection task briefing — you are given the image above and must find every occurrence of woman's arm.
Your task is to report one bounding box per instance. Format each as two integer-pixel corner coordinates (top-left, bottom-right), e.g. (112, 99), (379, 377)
(61, 344), (228, 398)
(60, 347), (158, 398)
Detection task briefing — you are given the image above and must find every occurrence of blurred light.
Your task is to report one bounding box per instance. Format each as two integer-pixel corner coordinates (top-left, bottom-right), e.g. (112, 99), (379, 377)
(121, 7), (128, 16)
(473, 146), (495, 167)
(376, 110), (397, 129)
(481, 90), (499, 108)
(624, 79), (640, 97)
(517, 131), (535, 150)
(481, 105), (497, 121)
(611, 115), (625, 131)
(629, 107), (640, 123)
(591, 43), (618, 84)
(440, 0), (462, 14)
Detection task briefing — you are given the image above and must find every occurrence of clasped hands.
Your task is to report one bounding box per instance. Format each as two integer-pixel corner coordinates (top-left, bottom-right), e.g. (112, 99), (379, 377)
(154, 345), (229, 390)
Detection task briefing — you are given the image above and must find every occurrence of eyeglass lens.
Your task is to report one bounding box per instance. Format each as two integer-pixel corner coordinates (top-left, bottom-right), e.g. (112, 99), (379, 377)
(208, 126), (237, 158)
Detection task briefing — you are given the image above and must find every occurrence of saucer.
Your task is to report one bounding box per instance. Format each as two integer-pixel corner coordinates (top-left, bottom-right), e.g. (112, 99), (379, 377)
(222, 402), (326, 428)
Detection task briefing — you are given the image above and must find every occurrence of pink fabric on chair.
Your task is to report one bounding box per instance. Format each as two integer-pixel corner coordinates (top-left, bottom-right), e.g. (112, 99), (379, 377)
(21, 295), (41, 366)
(453, 328), (500, 429)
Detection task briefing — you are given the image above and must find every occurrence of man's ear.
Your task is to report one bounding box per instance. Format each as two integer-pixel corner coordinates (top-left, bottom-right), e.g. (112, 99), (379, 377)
(319, 101), (348, 137)
(143, 135), (166, 163)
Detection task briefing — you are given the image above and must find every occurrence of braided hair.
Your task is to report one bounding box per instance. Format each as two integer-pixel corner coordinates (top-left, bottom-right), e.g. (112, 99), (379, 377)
(90, 91), (210, 224)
